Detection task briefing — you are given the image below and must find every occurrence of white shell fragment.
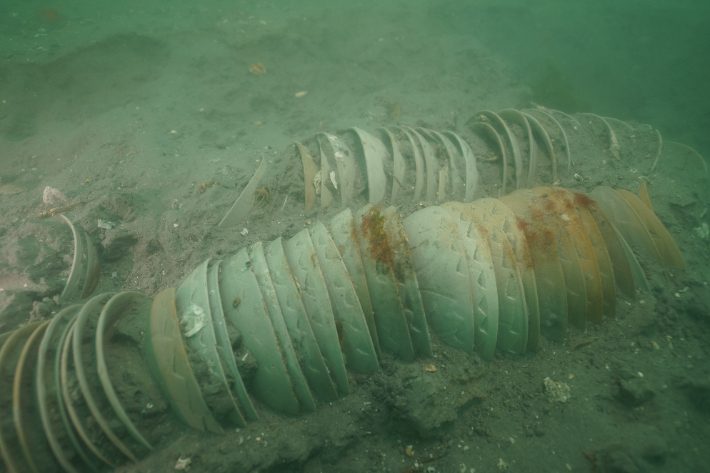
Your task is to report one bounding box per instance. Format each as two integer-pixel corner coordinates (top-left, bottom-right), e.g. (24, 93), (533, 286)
(544, 377), (571, 403)
(181, 303), (206, 337)
(175, 457), (191, 470)
(329, 171), (338, 189)
(313, 170), (322, 196)
(97, 219), (116, 229)
(43, 186), (67, 206)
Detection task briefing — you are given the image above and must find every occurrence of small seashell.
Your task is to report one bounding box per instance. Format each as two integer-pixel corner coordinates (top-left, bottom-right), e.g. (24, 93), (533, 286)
(43, 186), (67, 206)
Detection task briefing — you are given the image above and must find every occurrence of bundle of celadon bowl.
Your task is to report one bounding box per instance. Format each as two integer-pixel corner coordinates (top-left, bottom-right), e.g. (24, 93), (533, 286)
(0, 183), (686, 471)
(291, 108), (707, 213)
(148, 184), (685, 436)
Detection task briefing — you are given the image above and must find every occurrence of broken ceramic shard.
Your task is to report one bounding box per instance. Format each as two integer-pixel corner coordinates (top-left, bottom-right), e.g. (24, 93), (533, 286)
(218, 157), (268, 228)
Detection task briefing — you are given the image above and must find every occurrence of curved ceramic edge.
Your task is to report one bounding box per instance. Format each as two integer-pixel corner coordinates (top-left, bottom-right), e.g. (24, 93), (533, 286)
(284, 230), (350, 394)
(616, 188), (686, 270)
(589, 187), (659, 285)
(501, 191), (568, 342)
(263, 238), (338, 402)
(317, 139), (335, 209)
(441, 202), (499, 360)
(612, 225), (652, 292)
(355, 205), (415, 362)
(295, 141), (319, 212)
(549, 109), (581, 128)
(531, 188), (600, 328)
(377, 128), (406, 203)
(498, 109), (536, 187)
(586, 200), (637, 299)
(13, 320), (50, 473)
(347, 127), (387, 205)
(468, 121), (509, 196)
(442, 130), (479, 202)
(175, 259), (247, 427)
(402, 206), (475, 355)
(524, 109), (571, 174)
(464, 198), (529, 354)
(417, 128), (462, 199)
(520, 112), (557, 184)
(59, 314), (115, 467)
(317, 132), (358, 206)
(96, 292), (153, 450)
(579, 114), (620, 161)
(663, 141), (709, 177)
(57, 215), (100, 302)
(81, 229), (100, 299)
(562, 190), (617, 320)
(72, 293), (139, 462)
(0, 321), (45, 473)
(54, 314), (106, 469)
(220, 248), (300, 414)
(206, 261), (258, 422)
(310, 222), (379, 372)
(435, 130), (465, 197)
(249, 242), (317, 413)
(146, 288), (223, 434)
(579, 208), (616, 320)
(328, 208), (380, 357)
(37, 304), (94, 473)
(482, 199), (541, 351)
(382, 207), (432, 358)
(394, 127), (425, 201)
(59, 215), (85, 302)
(404, 127), (439, 202)
(476, 111), (523, 190)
